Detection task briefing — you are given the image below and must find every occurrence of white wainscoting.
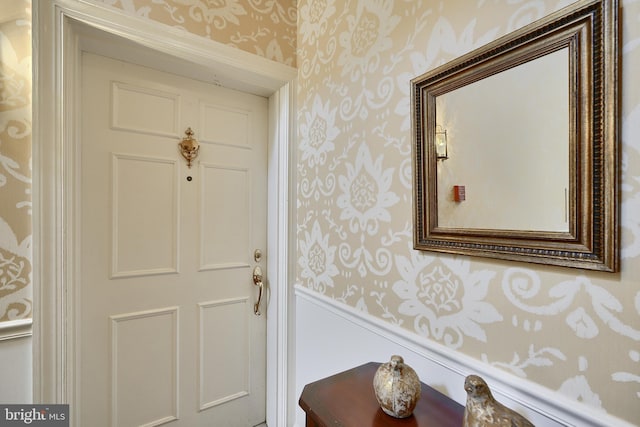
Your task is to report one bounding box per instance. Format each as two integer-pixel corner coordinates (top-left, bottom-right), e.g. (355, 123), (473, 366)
(0, 332), (33, 404)
(293, 285), (634, 427)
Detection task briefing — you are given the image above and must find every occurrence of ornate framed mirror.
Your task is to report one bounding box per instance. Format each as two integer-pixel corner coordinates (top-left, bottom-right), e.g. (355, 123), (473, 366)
(412, 0), (619, 271)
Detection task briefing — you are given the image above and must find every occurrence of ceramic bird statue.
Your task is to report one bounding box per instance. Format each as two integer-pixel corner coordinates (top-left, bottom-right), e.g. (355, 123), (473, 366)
(463, 375), (535, 427)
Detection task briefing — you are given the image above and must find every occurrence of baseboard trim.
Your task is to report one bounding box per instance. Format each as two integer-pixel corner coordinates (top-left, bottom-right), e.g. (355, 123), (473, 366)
(294, 285), (634, 427)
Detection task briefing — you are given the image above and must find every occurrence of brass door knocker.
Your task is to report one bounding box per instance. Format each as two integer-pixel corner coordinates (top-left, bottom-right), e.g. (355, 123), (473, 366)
(178, 127), (199, 168)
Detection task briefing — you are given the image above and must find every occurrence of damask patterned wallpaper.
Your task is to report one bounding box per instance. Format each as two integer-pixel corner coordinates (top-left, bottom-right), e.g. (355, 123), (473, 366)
(0, 0), (32, 323)
(93, 0), (297, 67)
(296, 0), (640, 424)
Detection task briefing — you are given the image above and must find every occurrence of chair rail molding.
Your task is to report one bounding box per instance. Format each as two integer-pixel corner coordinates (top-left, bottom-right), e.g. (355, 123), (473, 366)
(32, 1), (296, 426)
(294, 285), (636, 427)
(0, 319), (32, 342)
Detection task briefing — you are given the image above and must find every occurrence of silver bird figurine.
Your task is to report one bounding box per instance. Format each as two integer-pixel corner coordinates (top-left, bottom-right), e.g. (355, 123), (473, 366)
(463, 375), (534, 427)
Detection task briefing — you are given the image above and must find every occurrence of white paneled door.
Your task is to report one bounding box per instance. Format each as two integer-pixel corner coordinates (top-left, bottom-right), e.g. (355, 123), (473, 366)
(80, 52), (268, 427)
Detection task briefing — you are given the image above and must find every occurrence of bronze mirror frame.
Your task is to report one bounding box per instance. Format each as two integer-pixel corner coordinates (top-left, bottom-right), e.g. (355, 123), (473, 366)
(411, 0), (619, 272)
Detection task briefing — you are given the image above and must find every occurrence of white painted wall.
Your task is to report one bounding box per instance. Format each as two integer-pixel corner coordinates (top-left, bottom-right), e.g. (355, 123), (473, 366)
(293, 286), (635, 427)
(0, 336), (32, 403)
(436, 49), (569, 232)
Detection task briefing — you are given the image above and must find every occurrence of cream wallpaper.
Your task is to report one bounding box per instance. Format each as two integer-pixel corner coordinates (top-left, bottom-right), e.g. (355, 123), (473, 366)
(0, 0), (32, 323)
(93, 0), (297, 67)
(296, 0), (640, 424)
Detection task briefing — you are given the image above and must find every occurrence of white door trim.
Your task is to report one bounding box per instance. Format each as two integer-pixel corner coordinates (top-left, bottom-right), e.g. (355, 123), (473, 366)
(32, 1), (296, 426)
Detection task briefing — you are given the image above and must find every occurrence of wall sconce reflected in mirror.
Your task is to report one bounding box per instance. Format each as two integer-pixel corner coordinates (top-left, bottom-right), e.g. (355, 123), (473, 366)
(435, 125), (448, 160)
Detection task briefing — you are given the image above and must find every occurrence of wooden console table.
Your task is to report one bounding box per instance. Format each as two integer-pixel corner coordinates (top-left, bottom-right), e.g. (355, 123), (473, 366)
(299, 362), (464, 426)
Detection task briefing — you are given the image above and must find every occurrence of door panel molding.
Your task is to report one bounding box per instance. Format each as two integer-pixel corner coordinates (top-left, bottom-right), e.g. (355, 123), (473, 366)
(33, 1), (296, 426)
(199, 164), (251, 270)
(199, 103), (253, 149)
(111, 153), (180, 278)
(110, 307), (179, 427)
(198, 298), (250, 411)
(111, 82), (181, 138)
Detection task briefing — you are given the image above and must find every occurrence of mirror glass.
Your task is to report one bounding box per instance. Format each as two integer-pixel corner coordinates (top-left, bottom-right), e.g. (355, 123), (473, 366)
(411, 0), (619, 272)
(435, 48), (569, 232)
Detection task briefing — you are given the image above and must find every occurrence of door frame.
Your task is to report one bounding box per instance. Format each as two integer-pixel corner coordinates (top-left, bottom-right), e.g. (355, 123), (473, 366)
(32, 1), (297, 426)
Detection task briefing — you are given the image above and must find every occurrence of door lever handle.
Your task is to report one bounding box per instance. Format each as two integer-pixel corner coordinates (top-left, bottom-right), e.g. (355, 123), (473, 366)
(253, 266), (264, 315)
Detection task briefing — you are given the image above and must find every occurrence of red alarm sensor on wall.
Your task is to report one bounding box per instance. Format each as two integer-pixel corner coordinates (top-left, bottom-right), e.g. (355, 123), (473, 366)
(454, 185), (465, 202)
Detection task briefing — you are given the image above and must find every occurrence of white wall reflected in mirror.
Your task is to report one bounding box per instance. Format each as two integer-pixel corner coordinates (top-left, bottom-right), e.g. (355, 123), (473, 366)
(435, 48), (569, 232)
